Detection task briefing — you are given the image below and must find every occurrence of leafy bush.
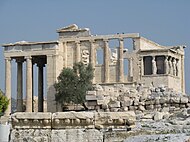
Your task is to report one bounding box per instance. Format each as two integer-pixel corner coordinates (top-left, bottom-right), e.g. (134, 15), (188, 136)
(0, 89), (9, 115)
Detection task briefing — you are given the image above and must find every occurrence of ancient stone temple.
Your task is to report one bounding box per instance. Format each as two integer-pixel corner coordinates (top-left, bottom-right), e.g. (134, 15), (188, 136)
(2, 24), (186, 113)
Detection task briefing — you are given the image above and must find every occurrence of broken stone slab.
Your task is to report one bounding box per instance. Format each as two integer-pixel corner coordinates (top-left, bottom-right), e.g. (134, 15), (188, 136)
(170, 97), (180, 103)
(86, 91), (96, 95)
(142, 113), (153, 119)
(103, 86), (114, 92)
(138, 105), (145, 111)
(153, 112), (169, 121)
(108, 100), (120, 108)
(121, 99), (133, 107)
(134, 99), (139, 106)
(95, 111), (136, 129)
(86, 94), (97, 100)
(180, 96), (188, 104)
(145, 105), (154, 110)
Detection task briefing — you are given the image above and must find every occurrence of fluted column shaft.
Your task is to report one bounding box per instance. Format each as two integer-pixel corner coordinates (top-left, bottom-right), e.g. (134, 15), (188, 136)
(16, 59), (23, 112)
(63, 42), (67, 67)
(104, 39), (110, 83)
(76, 41), (81, 63)
(38, 63), (44, 112)
(5, 57), (11, 115)
(118, 39), (124, 82)
(25, 56), (33, 112)
(90, 40), (95, 83)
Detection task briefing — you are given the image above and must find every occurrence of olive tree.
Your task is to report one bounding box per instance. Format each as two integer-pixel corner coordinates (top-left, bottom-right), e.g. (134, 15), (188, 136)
(54, 62), (94, 110)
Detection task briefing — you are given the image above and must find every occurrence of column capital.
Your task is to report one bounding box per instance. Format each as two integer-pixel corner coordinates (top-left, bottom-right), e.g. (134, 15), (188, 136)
(89, 39), (95, 43)
(75, 40), (81, 44)
(103, 39), (109, 42)
(5, 57), (11, 61)
(25, 56), (32, 60)
(118, 38), (124, 41)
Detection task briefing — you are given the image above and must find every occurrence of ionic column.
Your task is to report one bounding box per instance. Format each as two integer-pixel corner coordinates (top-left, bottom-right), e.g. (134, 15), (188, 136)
(63, 42), (67, 67)
(152, 56), (157, 75)
(104, 39), (110, 83)
(118, 38), (124, 82)
(164, 56), (169, 74)
(90, 40), (96, 83)
(129, 58), (133, 77)
(5, 57), (11, 115)
(25, 56), (33, 112)
(75, 41), (81, 63)
(16, 59), (23, 112)
(37, 63), (44, 112)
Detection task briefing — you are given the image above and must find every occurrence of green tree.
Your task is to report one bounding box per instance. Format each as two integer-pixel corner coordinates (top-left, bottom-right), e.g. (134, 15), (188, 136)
(54, 62), (94, 110)
(0, 89), (9, 116)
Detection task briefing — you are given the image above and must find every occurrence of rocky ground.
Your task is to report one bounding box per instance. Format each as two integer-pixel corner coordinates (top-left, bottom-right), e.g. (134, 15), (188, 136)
(123, 108), (190, 142)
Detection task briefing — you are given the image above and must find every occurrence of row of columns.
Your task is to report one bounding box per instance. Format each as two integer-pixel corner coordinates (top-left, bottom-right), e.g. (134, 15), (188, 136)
(143, 55), (179, 76)
(165, 56), (179, 76)
(70, 38), (130, 83)
(5, 56), (45, 115)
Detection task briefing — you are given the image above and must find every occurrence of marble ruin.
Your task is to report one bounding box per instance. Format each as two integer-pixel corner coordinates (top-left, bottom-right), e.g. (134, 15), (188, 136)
(2, 24), (186, 114)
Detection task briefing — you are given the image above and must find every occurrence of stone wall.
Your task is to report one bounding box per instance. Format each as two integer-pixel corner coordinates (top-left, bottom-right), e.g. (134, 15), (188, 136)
(10, 111), (135, 142)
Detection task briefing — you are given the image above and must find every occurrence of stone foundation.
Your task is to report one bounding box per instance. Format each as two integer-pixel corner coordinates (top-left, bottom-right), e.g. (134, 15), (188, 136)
(10, 112), (135, 142)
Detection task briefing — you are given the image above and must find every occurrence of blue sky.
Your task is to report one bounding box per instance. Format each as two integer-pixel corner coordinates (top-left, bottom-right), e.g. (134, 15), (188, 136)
(0, 0), (190, 97)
